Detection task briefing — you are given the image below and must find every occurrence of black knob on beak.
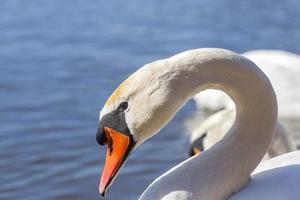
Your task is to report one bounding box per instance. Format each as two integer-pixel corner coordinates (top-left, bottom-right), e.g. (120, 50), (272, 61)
(96, 124), (107, 146)
(97, 110), (131, 146)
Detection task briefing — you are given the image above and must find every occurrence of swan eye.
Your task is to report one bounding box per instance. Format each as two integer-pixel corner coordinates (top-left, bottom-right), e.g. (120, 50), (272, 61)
(117, 102), (128, 111)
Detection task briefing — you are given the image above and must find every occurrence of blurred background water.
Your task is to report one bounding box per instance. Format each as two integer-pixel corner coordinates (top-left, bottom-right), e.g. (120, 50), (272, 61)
(0, 0), (300, 199)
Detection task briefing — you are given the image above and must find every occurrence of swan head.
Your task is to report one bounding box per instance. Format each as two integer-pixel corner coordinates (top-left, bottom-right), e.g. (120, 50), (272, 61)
(96, 60), (185, 196)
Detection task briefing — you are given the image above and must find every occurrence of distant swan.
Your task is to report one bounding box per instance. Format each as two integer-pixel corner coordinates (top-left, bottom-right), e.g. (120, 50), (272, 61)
(193, 50), (300, 119)
(189, 109), (297, 157)
(96, 48), (300, 199)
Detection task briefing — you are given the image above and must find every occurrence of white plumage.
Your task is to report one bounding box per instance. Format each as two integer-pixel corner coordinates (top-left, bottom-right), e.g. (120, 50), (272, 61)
(189, 109), (297, 159)
(193, 50), (300, 119)
(99, 48), (300, 200)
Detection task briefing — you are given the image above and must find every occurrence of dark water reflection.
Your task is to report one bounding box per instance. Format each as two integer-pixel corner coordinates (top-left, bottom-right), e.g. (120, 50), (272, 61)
(1, 0), (300, 199)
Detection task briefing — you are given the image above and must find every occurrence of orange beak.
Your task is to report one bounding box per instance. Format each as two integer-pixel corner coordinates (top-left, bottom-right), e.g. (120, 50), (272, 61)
(99, 127), (132, 196)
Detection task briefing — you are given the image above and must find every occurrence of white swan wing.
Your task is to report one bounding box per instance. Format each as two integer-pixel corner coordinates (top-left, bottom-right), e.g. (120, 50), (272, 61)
(140, 151), (300, 200)
(254, 150), (300, 173)
(229, 151), (300, 200)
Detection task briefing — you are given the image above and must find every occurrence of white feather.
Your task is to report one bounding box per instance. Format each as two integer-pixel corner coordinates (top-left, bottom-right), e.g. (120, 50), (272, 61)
(193, 50), (300, 118)
(189, 109), (296, 159)
(100, 48), (300, 200)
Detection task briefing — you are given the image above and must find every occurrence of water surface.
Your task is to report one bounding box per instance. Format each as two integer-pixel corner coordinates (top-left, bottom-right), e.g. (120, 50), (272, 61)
(1, 0), (300, 199)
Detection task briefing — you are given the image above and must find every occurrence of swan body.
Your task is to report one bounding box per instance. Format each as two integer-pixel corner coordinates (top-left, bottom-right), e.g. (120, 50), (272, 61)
(145, 151), (300, 200)
(230, 151), (300, 200)
(96, 48), (300, 200)
(189, 109), (297, 158)
(193, 50), (300, 119)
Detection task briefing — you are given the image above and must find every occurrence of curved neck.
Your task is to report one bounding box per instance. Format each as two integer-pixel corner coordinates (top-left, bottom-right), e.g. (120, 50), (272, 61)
(163, 49), (278, 199)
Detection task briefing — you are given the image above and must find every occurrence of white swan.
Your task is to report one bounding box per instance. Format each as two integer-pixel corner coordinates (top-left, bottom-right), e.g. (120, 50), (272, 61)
(189, 109), (297, 158)
(96, 48), (300, 199)
(193, 50), (300, 119)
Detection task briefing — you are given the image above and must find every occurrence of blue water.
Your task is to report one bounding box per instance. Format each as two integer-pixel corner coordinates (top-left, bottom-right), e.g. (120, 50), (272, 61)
(1, 0), (300, 199)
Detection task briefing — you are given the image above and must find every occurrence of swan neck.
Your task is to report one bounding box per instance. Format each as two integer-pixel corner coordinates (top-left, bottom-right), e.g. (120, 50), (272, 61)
(168, 49), (278, 198)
